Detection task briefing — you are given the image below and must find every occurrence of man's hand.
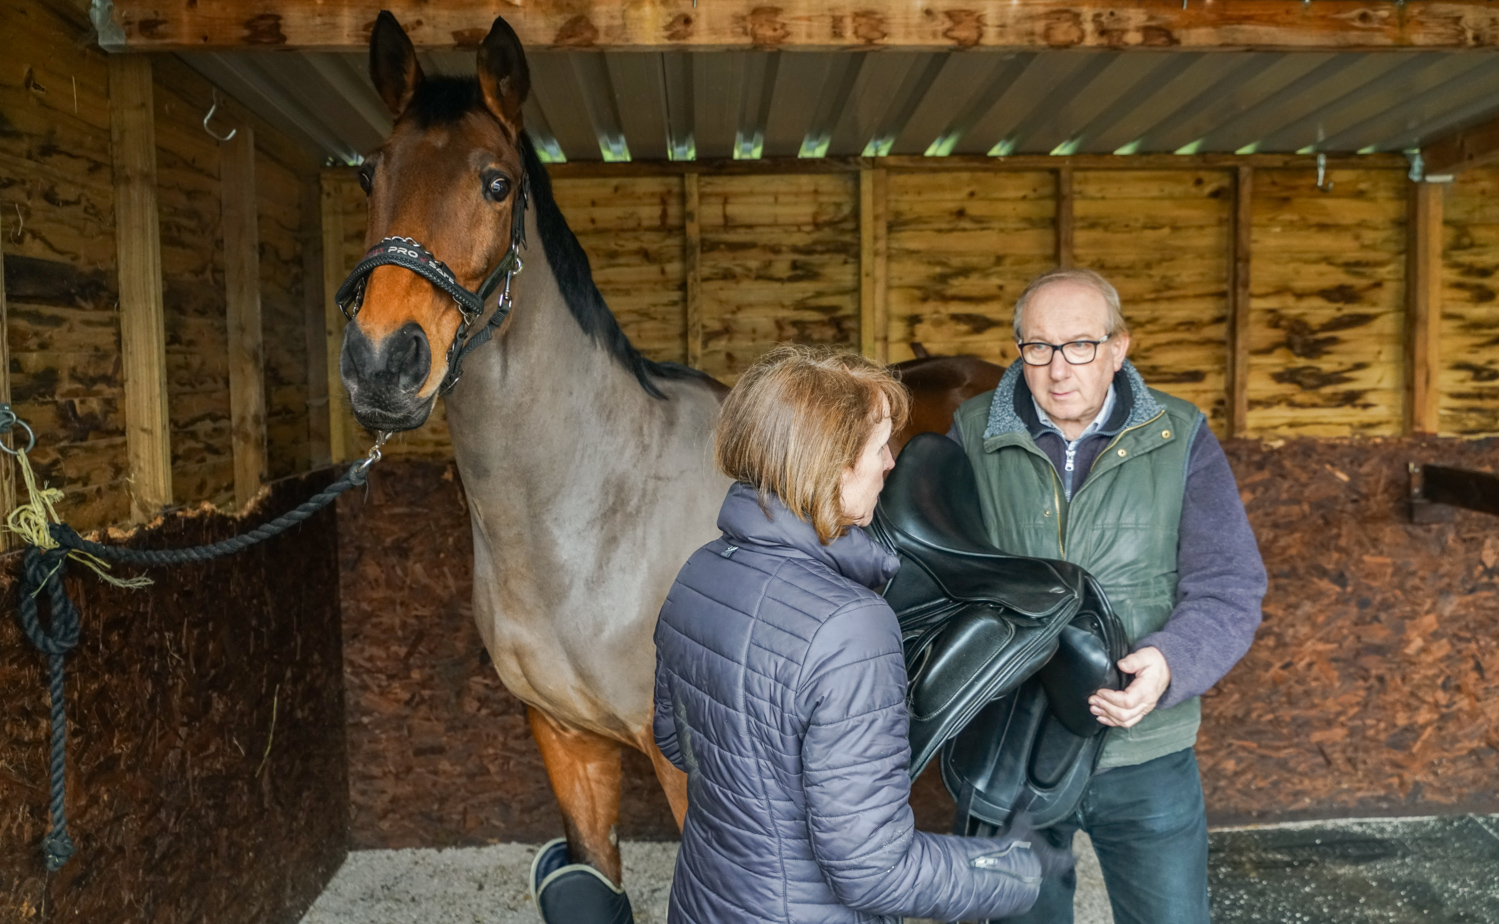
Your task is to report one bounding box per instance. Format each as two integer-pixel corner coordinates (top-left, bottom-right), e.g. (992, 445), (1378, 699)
(1089, 646), (1171, 728)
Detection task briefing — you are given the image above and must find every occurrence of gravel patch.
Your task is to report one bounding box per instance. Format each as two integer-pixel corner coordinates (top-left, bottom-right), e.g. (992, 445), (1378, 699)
(301, 835), (1113, 924)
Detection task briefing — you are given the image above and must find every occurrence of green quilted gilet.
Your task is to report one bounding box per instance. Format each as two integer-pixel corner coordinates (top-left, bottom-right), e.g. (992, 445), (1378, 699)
(951, 377), (1205, 769)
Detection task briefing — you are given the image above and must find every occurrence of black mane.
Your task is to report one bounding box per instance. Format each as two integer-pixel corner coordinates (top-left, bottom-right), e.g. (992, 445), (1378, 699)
(521, 135), (709, 399)
(404, 76), (708, 399)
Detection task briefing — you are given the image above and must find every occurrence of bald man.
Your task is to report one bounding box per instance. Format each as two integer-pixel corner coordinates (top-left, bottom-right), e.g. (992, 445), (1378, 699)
(947, 268), (1267, 924)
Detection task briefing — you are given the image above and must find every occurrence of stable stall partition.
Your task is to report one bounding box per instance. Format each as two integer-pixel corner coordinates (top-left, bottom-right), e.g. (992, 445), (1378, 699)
(2, 2), (340, 922)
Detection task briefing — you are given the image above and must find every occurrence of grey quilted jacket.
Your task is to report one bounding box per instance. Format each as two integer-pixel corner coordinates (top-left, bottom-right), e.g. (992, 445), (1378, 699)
(653, 483), (1041, 924)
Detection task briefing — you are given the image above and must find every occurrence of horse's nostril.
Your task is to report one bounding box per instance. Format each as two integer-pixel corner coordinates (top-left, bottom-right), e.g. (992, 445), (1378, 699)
(395, 323), (431, 392)
(341, 321), (431, 396)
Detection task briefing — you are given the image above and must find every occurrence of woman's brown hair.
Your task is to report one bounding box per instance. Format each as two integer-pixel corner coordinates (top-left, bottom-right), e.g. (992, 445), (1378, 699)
(715, 345), (910, 544)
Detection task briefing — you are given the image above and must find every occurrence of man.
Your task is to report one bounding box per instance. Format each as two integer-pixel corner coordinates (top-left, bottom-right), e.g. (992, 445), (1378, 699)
(947, 268), (1267, 924)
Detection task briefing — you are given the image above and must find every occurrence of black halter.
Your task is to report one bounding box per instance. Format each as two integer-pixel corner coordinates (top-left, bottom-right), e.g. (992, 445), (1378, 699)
(334, 175), (530, 395)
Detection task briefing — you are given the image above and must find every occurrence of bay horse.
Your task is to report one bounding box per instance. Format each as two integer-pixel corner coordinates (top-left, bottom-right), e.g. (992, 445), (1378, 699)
(338, 11), (1000, 914)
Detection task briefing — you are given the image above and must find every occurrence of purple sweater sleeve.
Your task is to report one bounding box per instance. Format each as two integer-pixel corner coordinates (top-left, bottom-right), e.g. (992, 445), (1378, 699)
(1136, 424), (1266, 709)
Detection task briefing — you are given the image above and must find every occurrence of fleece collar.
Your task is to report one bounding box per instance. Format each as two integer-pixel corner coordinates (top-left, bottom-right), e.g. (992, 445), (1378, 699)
(984, 359), (1162, 441)
(717, 482), (900, 592)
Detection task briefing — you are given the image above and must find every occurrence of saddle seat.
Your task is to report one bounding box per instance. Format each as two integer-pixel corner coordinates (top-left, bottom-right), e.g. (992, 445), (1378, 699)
(869, 433), (1130, 834)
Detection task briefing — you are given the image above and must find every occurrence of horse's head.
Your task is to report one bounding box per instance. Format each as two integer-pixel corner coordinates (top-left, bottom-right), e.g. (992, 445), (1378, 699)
(339, 12), (531, 432)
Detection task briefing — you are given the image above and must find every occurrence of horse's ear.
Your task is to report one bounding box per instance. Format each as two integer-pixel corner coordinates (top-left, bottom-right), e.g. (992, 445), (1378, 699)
(370, 10), (424, 117)
(476, 16), (530, 137)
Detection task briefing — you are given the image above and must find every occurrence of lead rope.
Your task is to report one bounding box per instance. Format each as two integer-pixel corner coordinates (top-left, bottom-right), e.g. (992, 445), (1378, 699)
(5, 405), (390, 871)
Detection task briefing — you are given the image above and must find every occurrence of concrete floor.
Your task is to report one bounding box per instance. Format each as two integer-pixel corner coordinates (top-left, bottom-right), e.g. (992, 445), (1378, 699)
(300, 833), (1114, 924)
(1208, 814), (1499, 924)
(301, 815), (1499, 923)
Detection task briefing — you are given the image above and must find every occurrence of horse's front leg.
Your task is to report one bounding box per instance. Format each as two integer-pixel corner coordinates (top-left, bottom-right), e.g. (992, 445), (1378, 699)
(528, 705), (626, 883)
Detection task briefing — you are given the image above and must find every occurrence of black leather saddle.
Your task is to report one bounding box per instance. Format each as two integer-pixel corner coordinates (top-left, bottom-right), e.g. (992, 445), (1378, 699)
(869, 433), (1129, 835)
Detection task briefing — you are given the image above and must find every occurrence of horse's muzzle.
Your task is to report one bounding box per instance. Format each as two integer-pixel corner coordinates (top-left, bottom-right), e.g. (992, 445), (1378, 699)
(340, 320), (436, 432)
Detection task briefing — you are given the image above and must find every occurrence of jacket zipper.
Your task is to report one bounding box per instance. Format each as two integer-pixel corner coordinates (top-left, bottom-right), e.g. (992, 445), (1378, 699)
(1048, 467), (1065, 557)
(1055, 408), (1166, 555)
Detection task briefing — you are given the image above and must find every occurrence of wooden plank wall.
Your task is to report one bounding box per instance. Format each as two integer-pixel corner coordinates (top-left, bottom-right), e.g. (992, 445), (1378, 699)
(1442, 170), (1499, 435)
(2, 0), (129, 527)
(1, 0), (321, 531)
(1075, 170), (1231, 429)
(324, 160), (1499, 457)
(886, 169), (1052, 369)
(699, 173), (860, 382)
(1249, 168), (1409, 437)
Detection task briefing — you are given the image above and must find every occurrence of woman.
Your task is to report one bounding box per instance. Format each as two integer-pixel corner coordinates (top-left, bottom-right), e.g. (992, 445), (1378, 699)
(652, 345), (1052, 924)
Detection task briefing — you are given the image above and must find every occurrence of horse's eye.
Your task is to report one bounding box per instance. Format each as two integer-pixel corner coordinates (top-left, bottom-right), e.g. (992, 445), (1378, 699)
(486, 174), (511, 201)
(358, 165), (374, 195)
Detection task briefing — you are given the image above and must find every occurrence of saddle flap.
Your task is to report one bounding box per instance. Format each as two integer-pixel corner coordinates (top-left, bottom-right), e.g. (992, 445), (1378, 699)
(905, 603), (1065, 778)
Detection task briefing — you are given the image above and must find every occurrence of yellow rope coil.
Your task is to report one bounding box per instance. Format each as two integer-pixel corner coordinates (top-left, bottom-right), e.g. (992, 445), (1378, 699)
(6, 448), (151, 590)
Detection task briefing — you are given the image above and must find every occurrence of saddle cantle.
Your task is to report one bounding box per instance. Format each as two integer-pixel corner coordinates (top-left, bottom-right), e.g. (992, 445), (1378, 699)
(869, 433), (1130, 834)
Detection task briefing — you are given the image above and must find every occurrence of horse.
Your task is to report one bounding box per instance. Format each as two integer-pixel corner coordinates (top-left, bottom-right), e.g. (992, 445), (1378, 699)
(337, 12), (1000, 916)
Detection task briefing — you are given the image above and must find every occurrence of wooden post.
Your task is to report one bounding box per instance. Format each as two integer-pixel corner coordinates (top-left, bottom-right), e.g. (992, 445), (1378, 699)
(220, 126), (267, 508)
(1406, 180), (1444, 435)
(0, 233), (13, 549)
(320, 171), (348, 463)
(303, 178), (331, 469)
(1227, 165), (1253, 438)
(1055, 167), (1074, 270)
(110, 55), (173, 522)
(684, 172), (703, 369)
(859, 168), (889, 364)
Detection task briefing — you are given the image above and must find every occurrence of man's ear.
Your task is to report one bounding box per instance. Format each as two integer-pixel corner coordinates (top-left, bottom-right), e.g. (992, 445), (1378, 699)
(1111, 330), (1131, 369)
(476, 15), (530, 138)
(370, 10), (424, 117)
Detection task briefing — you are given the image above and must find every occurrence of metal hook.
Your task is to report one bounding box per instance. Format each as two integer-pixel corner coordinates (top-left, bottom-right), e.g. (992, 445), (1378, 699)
(11, 203), (22, 243)
(203, 88), (237, 143)
(0, 404), (36, 455)
(1315, 153), (1334, 193)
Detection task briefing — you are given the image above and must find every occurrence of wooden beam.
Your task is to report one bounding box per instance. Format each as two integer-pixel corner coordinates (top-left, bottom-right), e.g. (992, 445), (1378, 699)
(1406, 181), (1444, 435)
(0, 233), (13, 550)
(1423, 113), (1499, 176)
(684, 173), (703, 369)
(221, 125), (268, 508)
(109, 54), (173, 523)
(541, 152), (1408, 180)
(1055, 167), (1074, 270)
(319, 170), (349, 463)
(103, 1), (1499, 51)
(1227, 165), (1253, 439)
(859, 168), (889, 364)
(303, 177), (331, 469)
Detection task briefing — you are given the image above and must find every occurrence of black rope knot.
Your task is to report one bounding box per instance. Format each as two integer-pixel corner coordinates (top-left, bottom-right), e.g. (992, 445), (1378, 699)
(17, 546), (78, 655)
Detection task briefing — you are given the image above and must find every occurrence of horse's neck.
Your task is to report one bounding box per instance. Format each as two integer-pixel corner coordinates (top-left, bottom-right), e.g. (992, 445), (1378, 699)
(442, 210), (661, 518)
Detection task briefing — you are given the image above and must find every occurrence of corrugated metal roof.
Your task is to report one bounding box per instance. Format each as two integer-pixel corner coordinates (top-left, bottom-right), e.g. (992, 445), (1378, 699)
(180, 49), (1499, 166)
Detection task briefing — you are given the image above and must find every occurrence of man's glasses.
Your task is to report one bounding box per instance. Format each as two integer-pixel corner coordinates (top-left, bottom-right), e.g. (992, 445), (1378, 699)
(1016, 336), (1110, 367)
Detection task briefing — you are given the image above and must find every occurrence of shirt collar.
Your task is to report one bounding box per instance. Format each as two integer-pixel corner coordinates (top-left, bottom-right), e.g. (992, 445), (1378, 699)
(1032, 383), (1117, 445)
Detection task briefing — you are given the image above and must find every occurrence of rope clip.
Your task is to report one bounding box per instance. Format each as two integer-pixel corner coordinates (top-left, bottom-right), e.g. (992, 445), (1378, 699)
(355, 431), (393, 476)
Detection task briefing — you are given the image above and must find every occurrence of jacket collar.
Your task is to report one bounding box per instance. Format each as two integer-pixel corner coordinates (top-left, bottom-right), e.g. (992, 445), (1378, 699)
(717, 482), (900, 591)
(985, 359), (1160, 441)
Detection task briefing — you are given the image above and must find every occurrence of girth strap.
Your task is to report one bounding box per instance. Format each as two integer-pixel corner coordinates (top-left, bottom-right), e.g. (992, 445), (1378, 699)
(333, 174), (530, 394)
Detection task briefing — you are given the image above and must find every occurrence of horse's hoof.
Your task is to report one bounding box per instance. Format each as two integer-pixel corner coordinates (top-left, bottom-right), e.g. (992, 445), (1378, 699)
(533, 859), (634, 924)
(529, 837), (571, 898)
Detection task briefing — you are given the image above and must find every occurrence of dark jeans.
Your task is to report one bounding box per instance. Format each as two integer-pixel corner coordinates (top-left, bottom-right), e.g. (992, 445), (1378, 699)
(993, 747), (1210, 924)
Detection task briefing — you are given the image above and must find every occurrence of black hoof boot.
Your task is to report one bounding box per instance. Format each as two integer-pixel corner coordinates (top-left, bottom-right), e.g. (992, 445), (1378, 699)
(529, 837), (634, 924)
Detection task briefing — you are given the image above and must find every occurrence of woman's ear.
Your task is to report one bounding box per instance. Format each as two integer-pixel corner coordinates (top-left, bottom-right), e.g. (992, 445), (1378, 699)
(476, 15), (530, 138)
(369, 10), (424, 117)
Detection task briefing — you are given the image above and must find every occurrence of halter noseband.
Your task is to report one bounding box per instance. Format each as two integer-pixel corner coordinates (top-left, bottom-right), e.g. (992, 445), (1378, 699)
(334, 174), (530, 395)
